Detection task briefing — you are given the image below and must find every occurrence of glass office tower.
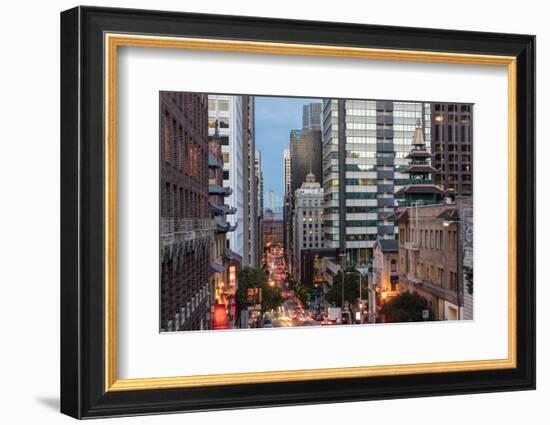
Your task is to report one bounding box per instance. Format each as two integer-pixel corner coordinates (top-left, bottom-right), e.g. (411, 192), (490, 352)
(322, 98), (431, 266)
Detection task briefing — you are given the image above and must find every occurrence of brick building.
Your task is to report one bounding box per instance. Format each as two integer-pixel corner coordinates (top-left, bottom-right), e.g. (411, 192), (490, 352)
(160, 91), (212, 332)
(263, 209), (284, 248)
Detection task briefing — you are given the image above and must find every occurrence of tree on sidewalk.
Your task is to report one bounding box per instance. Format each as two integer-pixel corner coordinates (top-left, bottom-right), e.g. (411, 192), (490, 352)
(235, 266), (282, 316)
(293, 282), (312, 305)
(380, 291), (429, 322)
(325, 269), (369, 307)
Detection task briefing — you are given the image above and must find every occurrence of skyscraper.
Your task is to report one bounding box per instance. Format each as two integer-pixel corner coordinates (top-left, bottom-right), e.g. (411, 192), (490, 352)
(289, 129), (322, 196)
(283, 148), (291, 195)
(283, 148), (292, 261)
(322, 99), (432, 266)
(255, 149), (264, 256)
(302, 102), (323, 131)
(431, 103), (473, 197)
(255, 149), (264, 213)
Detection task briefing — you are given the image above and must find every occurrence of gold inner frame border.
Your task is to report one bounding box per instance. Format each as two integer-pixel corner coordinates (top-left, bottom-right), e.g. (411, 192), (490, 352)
(104, 33), (517, 392)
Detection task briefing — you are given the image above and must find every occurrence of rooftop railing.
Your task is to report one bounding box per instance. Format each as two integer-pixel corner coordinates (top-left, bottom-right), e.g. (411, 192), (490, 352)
(404, 241), (419, 250)
(160, 218), (214, 246)
(161, 218), (213, 234)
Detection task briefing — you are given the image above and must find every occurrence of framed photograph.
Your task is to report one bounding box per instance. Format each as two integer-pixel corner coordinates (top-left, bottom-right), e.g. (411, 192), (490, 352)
(60, 6), (536, 419)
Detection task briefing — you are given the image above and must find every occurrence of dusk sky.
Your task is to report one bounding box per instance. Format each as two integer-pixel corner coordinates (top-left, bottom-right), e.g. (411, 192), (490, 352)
(254, 96), (322, 207)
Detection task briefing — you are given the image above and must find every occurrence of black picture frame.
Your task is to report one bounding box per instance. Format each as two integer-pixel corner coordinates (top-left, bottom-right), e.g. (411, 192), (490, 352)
(61, 5), (536, 419)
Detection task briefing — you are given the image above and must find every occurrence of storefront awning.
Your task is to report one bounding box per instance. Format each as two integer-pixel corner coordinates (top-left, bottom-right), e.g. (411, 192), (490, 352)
(210, 263), (225, 274)
(225, 249), (243, 263)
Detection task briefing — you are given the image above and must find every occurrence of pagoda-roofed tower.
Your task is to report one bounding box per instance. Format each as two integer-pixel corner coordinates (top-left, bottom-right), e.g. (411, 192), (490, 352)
(395, 119), (446, 207)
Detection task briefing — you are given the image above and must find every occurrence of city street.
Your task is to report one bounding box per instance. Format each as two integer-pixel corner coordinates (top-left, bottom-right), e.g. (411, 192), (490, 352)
(271, 297), (321, 327)
(263, 247), (322, 328)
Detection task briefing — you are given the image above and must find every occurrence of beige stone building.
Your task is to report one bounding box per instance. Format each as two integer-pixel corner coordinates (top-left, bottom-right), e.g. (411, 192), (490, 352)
(372, 239), (400, 304)
(390, 202), (461, 321)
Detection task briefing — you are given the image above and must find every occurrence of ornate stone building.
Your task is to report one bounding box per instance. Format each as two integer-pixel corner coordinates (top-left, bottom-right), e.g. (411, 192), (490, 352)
(291, 172), (324, 281)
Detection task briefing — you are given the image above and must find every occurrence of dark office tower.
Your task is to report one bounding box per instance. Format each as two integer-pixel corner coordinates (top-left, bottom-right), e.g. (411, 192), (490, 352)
(302, 102), (323, 131)
(289, 129), (322, 195)
(431, 103), (473, 196)
(160, 91), (211, 332)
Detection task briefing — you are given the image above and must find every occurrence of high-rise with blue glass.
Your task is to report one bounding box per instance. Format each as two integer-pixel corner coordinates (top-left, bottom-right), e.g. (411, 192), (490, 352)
(321, 99), (432, 267)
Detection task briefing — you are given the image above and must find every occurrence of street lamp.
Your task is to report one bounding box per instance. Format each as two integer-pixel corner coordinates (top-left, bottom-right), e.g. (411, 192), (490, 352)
(364, 260), (376, 324)
(347, 270), (364, 324)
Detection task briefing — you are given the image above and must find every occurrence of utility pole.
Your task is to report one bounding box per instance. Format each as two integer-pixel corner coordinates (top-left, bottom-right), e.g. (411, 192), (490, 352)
(339, 252), (347, 321)
(358, 272), (364, 324)
(348, 270), (364, 324)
